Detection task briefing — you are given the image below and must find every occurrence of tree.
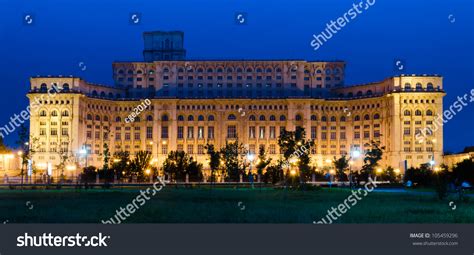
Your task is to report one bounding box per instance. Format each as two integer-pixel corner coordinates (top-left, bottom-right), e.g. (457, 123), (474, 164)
(102, 126), (111, 173)
(220, 139), (247, 182)
(361, 140), (385, 180)
(277, 127), (314, 184)
(129, 151), (152, 181)
(452, 158), (474, 186)
(111, 151), (130, 179)
(380, 166), (397, 183)
(163, 151), (203, 182)
(255, 146), (271, 177)
(163, 151), (189, 181)
(333, 155), (349, 181)
(264, 159), (285, 184)
(205, 144), (221, 183)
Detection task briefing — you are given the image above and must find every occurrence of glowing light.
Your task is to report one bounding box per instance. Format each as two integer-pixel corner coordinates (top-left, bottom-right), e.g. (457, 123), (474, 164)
(36, 162), (47, 170)
(297, 141), (302, 146)
(329, 169), (336, 175)
(113, 158), (120, 163)
(4, 154), (14, 159)
(394, 168), (400, 175)
(289, 158), (297, 164)
(376, 168), (383, 174)
(247, 154), (255, 161)
(290, 169), (297, 176)
(429, 160), (435, 166)
(66, 165), (76, 171)
(149, 141), (154, 145)
(351, 150), (361, 159)
(17, 151), (23, 156)
(162, 141), (167, 145)
(349, 160), (354, 166)
(434, 167), (440, 172)
(79, 149), (87, 155)
(431, 139), (437, 143)
(325, 159), (332, 164)
(122, 171), (126, 175)
(145, 169), (151, 175)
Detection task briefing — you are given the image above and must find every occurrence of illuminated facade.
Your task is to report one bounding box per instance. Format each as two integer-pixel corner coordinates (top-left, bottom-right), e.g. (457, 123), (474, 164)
(27, 34), (445, 177)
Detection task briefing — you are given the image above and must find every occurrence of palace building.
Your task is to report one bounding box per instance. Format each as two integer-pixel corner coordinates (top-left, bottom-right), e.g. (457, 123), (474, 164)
(27, 31), (445, 177)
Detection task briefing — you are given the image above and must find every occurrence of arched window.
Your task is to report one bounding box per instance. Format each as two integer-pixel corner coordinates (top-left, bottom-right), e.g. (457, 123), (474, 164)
(50, 110), (58, 117)
(217, 68), (223, 73)
(404, 110), (411, 116)
(348, 92), (353, 97)
(249, 115), (256, 121)
(197, 68), (204, 73)
(187, 115), (194, 121)
(373, 113), (380, 119)
(295, 114), (302, 121)
(426, 110), (433, 116)
(266, 68), (273, 73)
(354, 115), (360, 121)
(108, 92), (113, 98)
(340, 116), (346, 122)
(87, 114), (93, 120)
(207, 68), (213, 73)
(259, 115), (265, 121)
(226, 67), (233, 73)
(356, 91), (363, 97)
(39, 110), (47, 117)
(127, 70), (133, 75)
(246, 68), (253, 73)
(228, 114), (236, 120)
(415, 110), (422, 116)
(61, 110), (69, 117)
(198, 115), (204, 121)
(279, 115), (286, 121)
(416, 83), (422, 91)
(92, 90), (98, 96)
(95, 115), (100, 121)
(177, 115), (184, 121)
(364, 114), (370, 120)
(115, 116), (121, 122)
(427, 83), (434, 91)
(147, 115), (153, 121)
(62, 83), (70, 91)
(330, 116), (336, 122)
(162, 114), (169, 121)
(100, 91), (106, 97)
(103, 116), (109, 121)
(269, 115), (276, 121)
(208, 115), (215, 121)
(321, 116), (327, 122)
(311, 115), (317, 121)
(404, 83), (411, 91)
(366, 90), (373, 96)
(40, 83), (47, 92)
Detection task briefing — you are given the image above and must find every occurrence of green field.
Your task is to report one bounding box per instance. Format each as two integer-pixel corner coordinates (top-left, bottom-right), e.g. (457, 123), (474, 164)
(0, 187), (472, 223)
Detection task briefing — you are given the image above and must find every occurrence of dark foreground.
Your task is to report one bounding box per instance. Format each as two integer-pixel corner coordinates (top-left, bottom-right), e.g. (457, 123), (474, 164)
(0, 187), (472, 223)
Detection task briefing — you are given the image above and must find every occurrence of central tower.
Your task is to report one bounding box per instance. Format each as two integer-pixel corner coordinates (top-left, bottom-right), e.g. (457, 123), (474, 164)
(143, 31), (186, 61)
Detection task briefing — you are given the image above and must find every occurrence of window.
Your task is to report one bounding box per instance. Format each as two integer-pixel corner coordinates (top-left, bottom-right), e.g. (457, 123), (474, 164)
(187, 144), (194, 154)
(161, 126), (168, 138)
(259, 127), (265, 139)
(269, 144), (276, 154)
(198, 145), (204, 155)
(177, 126), (184, 139)
(162, 145), (168, 155)
(208, 126), (214, 139)
(228, 114), (236, 120)
(311, 126), (317, 139)
(134, 132), (140, 140)
(269, 126), (276, 139)
(198, 126), (204, 139)
(404, 110), (411, 116)
(227, 125), (237, 138)
(187, 127), (194, 139)
(249, 126), (256, 139)
(146, 127), (153, 139)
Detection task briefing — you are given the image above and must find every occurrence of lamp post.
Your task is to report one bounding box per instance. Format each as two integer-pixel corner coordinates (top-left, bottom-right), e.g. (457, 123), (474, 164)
(349, 148), (361, 189)
(246, 153), (255, 188)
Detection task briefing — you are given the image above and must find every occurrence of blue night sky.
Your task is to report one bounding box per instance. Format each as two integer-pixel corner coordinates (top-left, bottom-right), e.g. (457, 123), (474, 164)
(0, 0), (473, 152)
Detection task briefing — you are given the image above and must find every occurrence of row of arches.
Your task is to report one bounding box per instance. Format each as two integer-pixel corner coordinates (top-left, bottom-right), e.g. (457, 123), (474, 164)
(116, 66), (343, 75)
(403, 109), (434, 116)
(39, 109), (70, 117)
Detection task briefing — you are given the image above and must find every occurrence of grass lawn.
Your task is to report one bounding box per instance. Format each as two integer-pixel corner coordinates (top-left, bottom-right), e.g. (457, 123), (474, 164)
(0, 187), (472, 223)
